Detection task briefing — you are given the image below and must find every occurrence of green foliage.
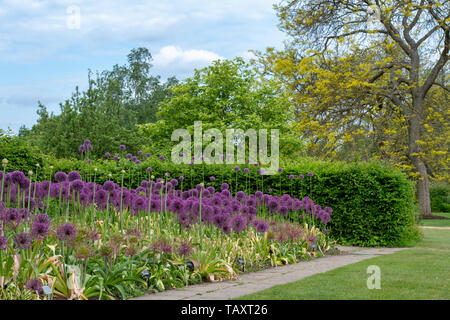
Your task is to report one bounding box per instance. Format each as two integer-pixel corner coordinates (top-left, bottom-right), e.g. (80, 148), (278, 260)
(0, 130), (44, 175)
(430, 182), (450, 213)
(139, 57), (304, 157)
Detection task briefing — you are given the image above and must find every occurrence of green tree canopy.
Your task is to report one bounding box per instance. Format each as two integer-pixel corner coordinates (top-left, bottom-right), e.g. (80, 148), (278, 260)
(139, 58), (303, 158)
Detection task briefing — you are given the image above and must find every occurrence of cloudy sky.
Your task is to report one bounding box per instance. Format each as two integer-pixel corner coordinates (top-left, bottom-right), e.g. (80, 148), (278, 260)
(0, 0), (286, 132)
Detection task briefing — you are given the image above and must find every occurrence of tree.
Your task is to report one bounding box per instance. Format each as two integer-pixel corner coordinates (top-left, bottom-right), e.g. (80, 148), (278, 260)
(253, 0), (449, 216)
(28, 48), (178, 158)
(139, 58), (303, 157)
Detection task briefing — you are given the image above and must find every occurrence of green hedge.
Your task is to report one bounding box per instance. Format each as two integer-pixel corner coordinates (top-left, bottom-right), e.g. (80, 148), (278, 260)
(430, 182), (450, 213)
(0, 133), (44, 174)
(2, 152), (420, 247)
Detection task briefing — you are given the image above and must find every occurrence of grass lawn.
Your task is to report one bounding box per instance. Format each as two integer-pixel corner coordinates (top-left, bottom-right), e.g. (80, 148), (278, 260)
(237, 228), (450, 300)
(419, 212), (450, 227)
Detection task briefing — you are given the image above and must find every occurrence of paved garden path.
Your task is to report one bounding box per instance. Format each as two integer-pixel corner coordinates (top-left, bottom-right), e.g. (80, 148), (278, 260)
(419, 226), (450, 230)
(132, 246), (405, 300)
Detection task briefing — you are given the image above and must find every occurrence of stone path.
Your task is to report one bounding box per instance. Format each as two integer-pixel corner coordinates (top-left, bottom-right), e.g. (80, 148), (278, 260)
(419, 226), (450, 230)
(131, 246), (406, 300)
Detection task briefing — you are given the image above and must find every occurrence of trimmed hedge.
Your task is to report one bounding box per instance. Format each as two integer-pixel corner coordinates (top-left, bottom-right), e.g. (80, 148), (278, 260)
(2, 153), (420, 247)
(430, 182), (450, 213)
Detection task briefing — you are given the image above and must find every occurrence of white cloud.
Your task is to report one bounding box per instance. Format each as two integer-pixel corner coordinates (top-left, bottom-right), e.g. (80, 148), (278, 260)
(154, 45), (223, 66)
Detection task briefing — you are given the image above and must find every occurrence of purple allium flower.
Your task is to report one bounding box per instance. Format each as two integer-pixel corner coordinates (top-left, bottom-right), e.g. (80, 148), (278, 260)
(222, 222), (232, 235)
(113, 155), (119, 161)
(71, 179), (84, 192)
(30, 222), (50, 240)
(132, 156), (137, 162)
(178, 241), (192, 256)
(57, 223), (77, 242)
(307, 172), (314, 177)
(135, 160), (141, 164)
(308, 235), (317, 243)
(137, 151), (143, 156)
(55, 171), (67, 182)
(146, 153), (151, 158)
(256, 221), (269, 233)
(268, 188), (273, 193)
(103, 181), (115, 192)
(146, 167), (152, 173)
(254, 163), (259, 167)
(33, 213), (51, 226)
(14, 232), (32, 250)
(179, 176), (184, 181)
(105, 152), (111, 158)
(221, 183), (229, 191)
(68, 171), (81, 182)
(78, 145), (85, 153)
(231, 214), (246, 232)
(210, 176), (216, 181)
(0, 236), (8, 250)
(86, 159), (91, 164)
(234, 166), (240, 172)
(4, 208), (22, 226)
(179, 153), (185, 158)
(126, 153), (132, 159)
(83, 139), (91, 146)
(159, 155), (165, 161)
(188, 161), (194, 166)
(268, 199), (279, 213)
(258, 168), (266, 175)
(120, 145), (126, 151)
(289, 174), (295, 180)
(323, 229), (329, 234)
(278, 168), (283, 173)
(243, 168), (249, 173)
(279, 206), (289, 216)
(299, 174), (305, 179)
(25, 278), (43, 295)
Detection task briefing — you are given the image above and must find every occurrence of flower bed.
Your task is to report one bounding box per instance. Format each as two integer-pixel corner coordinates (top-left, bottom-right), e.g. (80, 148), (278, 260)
(0, 167), (334, 300)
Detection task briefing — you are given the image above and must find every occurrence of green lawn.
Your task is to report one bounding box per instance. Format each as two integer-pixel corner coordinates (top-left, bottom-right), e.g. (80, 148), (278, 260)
(237, 228), (450, 300)
(419, 212), (450, 227)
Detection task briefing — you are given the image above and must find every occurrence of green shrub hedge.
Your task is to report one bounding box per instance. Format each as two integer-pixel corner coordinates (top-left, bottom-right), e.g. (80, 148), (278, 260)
(1, 151), (420, 247)
(0, 133), (44, 174)
(430, 182), (450, 213)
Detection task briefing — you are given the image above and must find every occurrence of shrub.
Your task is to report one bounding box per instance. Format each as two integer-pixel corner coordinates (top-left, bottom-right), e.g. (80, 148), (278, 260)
(430, 182), (450, 213)
(0, 132), (44, 175)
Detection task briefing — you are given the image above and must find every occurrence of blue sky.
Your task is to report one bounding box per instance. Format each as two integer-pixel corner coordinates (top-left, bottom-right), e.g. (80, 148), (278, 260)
(0, 0), (286, 133)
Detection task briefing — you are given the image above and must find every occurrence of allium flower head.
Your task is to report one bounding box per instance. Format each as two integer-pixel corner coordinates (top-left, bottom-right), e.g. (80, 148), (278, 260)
(68, 171), (81, 182)
(307, 172), (314, 177)
(278, 168), (283, 173)
(120, 145), (126, 150)
(256, 221), (269, 233)
(289, 174), (295, 180)
(299, 174), (305, 179)
(137, 151), (143, 156)
(243, 168), (249, 173)
(210, 176), (216, 181)
(113, 155), (119, 161)
(234, 166), (240, 172)
(159, 155), (165, 161)
(178, 241), (192, 256)
(25, 278), (43, 295)
(55, 171), (67, 182)
(0, 236), (8, 250)
(146, 153), (151, 158)
(105, 152), (111, 158)
(14, 232), (32, 250)
(31, 222), (50, 240)
(57, 223), (77, 242)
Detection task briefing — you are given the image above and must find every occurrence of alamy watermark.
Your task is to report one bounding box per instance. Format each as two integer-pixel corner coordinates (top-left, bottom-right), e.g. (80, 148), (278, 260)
(66, 5), (81, 30)
(367, 265), (381, 289)
(171, 121), (279, 175)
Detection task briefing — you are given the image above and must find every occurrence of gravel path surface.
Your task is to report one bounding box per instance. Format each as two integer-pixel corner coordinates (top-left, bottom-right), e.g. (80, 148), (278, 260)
(131, 246), (406, 300)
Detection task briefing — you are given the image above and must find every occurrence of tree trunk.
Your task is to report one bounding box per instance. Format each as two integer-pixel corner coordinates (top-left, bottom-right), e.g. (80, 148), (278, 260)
(408, 97), (432, 217)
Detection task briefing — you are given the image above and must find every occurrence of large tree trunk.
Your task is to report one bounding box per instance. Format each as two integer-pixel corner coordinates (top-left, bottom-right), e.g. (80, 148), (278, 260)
(408, 96), (432, 217)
